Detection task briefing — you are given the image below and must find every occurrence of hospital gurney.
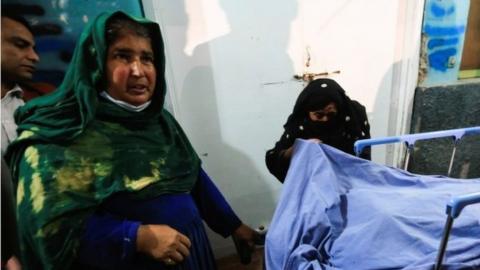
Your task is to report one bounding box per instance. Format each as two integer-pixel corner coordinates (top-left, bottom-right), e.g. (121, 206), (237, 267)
(265, 127), (480, 270)
(354, 126), (480, 270)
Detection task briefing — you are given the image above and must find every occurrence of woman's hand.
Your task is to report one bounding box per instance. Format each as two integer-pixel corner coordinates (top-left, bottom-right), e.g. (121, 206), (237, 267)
(233, 223), (258, 252)
(281, 146), (294, 159)
(136, 224), (191, 265)
(282, 139), (321, 160)
(5, 256), (21, 270)
(307, 138), (322, 144)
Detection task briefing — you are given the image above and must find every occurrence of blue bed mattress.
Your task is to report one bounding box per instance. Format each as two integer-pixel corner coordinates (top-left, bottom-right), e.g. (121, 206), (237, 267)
(265, 140), (480, 270)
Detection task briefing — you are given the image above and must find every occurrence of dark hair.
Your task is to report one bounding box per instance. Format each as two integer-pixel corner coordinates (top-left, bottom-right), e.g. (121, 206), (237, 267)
(1, 10), (34, 34)
(105, 15), (152, 46)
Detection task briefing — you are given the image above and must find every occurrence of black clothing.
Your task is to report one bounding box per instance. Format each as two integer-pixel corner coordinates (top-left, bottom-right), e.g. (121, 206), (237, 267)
(1, 158), (19, 265)
(265, 79), (371, 182)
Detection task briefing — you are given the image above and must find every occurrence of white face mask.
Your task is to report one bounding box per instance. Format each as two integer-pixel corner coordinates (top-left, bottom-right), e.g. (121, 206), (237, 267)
(100, 91), (151, 112)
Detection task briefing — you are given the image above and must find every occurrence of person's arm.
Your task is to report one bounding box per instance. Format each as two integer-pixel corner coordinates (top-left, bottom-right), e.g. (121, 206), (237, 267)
(136, 224), (191, 264)
(76, 211), (140, 269)
(191, 169), (257, 257)
(360, 144), (372, 160)
(191, 169), (242, 237)
(356, 102), (372, 161)
(77, 211), (192, 267)
(1, 158), (20, 269)
(360, 125), (371, 160)
(265, 131), (297, 182)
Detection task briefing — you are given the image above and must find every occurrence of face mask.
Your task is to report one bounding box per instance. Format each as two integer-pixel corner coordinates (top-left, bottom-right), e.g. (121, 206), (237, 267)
(304, 115), (341, 137)
(100, 91), (151, 112)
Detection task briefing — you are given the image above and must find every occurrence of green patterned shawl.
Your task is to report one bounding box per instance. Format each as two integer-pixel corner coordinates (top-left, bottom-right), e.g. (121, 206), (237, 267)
(6, 11), (200, 269)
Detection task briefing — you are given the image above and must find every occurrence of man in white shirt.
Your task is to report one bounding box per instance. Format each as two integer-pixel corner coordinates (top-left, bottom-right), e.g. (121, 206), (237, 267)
(1, 11), (39, 270)
(1, 13), (40, 155)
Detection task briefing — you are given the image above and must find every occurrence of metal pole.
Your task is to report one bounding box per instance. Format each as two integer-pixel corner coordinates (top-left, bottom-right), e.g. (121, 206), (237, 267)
(447, 141), (458, 177)
(403, 145), (412, 171)
(435, 216), (454, 270)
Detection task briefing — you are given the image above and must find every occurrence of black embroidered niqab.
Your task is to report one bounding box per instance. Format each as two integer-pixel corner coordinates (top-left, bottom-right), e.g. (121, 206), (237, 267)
(265, 78), (371, 182)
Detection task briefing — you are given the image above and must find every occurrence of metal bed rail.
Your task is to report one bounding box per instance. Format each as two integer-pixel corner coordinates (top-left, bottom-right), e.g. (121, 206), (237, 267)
(434, 192), (480, 270)
(353, 126), (480, 270)
(354, 126), (480, 176)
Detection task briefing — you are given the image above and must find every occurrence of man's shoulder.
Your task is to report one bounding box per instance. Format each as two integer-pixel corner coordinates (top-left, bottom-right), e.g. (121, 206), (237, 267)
(1, 85), (24, 103)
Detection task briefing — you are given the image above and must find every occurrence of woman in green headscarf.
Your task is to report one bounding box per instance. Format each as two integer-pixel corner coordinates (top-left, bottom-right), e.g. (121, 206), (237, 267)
(6, 11), (257, 270)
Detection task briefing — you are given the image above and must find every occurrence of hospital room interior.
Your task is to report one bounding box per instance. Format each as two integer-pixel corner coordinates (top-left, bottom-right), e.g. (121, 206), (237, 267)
(1, 0), (479, 269)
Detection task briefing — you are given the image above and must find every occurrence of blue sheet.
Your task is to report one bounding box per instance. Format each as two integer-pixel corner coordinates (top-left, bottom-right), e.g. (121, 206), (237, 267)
(265, 139), (480, 270)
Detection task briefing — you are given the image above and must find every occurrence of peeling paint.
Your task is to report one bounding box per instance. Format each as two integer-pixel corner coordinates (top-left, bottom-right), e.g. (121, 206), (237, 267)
(428, 48), (457, 71)
(305, 46), (311, 68)
(418, 34), (429, 85)
(419, 0), (470, 86)
(293, 70), (341, 82)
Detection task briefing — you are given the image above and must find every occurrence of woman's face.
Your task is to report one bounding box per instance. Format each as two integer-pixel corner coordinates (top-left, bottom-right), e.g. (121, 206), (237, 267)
(105, 33), (156, 106)
(308, 102), (338, 122)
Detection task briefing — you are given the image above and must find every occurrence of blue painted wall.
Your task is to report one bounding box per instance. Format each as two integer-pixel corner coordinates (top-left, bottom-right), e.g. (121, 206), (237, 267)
(420, 0), (470, 86)
(410, 0), (479, 178)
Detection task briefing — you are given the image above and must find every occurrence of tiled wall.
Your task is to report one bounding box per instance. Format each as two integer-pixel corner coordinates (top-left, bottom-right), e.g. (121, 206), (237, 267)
(409, 83), (480, 178)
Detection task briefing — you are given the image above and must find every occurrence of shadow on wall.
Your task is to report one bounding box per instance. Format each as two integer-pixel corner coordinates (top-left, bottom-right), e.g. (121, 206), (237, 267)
(160, 0), (297, 258)
(369, 64), (397, 164)
(409, 82), (480, 178)
(373, 61), (419, 167)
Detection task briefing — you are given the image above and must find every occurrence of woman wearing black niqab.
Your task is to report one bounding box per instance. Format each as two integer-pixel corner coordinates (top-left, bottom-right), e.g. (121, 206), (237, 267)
(265, 78), (371, 182)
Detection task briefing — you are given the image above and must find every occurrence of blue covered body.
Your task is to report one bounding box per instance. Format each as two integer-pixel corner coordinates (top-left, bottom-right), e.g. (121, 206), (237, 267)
(266, 140), (480, 270)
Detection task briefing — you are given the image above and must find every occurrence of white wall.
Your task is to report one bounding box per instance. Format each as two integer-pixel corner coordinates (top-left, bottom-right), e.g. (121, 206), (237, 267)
(142, 0), (423, 257)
